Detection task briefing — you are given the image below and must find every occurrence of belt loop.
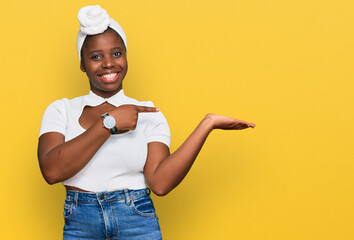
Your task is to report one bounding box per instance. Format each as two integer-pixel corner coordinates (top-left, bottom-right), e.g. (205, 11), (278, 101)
(74, 191), (78, 207)
(124, 189), (131, 205)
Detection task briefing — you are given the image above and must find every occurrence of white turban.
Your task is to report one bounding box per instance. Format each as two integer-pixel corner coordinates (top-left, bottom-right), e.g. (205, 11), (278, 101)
(76, 5), (127, 61)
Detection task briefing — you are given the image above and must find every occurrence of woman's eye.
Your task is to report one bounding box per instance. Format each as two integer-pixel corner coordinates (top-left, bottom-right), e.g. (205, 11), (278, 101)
(91, 55), (101, 60)
(113, 52), (121, 57)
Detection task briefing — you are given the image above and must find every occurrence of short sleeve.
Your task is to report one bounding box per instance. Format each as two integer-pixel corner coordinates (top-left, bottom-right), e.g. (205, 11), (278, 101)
(39, 100), (67, 137)
(144, 102), (171, 148)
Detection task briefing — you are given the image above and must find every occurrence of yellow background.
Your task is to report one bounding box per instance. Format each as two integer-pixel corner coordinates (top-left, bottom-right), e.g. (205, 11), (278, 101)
(1, 0), (354, 239)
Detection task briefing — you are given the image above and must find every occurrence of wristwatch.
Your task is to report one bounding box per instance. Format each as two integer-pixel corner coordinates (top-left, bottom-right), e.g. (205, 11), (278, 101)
(101, 113), (118, 134)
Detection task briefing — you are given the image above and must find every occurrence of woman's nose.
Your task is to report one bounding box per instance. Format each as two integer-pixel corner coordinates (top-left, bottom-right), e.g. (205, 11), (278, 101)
(102, 56), (115, 69)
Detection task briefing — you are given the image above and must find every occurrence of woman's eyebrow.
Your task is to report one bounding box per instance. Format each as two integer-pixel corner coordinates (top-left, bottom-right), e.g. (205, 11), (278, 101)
(88, 50), (102, 55)
(88, 47), (122, 55)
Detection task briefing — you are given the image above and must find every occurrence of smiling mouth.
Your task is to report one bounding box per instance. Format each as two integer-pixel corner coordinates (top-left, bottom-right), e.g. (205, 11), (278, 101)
(99, 73), (119, 82)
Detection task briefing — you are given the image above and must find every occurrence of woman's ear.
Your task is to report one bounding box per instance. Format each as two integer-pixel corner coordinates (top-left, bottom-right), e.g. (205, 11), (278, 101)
(80, 61), (86, 72)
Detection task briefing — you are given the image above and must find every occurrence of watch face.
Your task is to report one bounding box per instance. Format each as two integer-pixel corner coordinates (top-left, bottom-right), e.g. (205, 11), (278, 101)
(103, 116), (116, 129)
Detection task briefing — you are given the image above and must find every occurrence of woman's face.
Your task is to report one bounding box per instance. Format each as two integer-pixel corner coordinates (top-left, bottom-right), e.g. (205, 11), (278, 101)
(80, 29), (128, 97)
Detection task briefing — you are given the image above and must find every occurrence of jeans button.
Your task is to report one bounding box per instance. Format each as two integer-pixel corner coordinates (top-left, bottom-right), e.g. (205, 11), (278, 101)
(99, 194), (104, 200)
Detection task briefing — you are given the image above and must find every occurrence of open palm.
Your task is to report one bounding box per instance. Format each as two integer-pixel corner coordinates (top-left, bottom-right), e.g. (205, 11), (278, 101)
(206, 113), (255, 130)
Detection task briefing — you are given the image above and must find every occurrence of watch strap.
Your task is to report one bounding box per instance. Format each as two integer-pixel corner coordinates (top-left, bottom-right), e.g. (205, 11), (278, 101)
(109, 126), (118, 134)
(101, 113), (109, 119)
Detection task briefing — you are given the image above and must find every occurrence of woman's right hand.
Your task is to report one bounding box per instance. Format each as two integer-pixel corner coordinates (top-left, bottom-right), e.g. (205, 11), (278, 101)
(108, 105), (159, 130)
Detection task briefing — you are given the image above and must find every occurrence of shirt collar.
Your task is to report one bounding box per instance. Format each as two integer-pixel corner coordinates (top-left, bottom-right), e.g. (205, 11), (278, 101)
(83, 89), (126, 107)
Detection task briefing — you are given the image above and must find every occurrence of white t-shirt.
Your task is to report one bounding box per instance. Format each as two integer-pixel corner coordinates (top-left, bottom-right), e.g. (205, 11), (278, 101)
(39, 89), (170, 192)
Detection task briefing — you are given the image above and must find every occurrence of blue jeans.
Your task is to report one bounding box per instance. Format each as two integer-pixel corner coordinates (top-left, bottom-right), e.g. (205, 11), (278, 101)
(63, 188), (162, 240)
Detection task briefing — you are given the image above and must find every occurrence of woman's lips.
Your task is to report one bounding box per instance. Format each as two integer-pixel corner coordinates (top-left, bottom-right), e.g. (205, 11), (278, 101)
(98, 72), (119, 82)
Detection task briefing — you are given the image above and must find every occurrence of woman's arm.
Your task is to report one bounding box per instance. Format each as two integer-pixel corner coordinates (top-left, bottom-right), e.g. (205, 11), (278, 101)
(144, 113), (255, 196)
(38, 105), (158, 185)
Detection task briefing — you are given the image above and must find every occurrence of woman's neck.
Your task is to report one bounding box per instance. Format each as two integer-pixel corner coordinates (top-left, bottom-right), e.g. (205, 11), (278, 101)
(90, 86), (122, 98)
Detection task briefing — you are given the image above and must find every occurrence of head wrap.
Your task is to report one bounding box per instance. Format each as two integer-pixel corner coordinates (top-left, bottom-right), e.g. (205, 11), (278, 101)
(76, 5), (127, 61)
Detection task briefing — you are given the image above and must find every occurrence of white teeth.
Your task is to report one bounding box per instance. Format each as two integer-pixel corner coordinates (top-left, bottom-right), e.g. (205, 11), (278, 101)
(101, 73), (117, 79)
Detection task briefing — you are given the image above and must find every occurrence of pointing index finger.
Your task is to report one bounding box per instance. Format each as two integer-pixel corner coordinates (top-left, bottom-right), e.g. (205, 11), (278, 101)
(136, 106), (159, 113)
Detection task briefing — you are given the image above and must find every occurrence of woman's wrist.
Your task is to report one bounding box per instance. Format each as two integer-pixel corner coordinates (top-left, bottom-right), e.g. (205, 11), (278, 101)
(88, 119), (112, 137)
(201, 114), (216, 132)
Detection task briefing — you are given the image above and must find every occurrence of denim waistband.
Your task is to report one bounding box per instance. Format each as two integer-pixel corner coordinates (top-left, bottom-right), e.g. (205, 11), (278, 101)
(65, 188), (150, 205)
